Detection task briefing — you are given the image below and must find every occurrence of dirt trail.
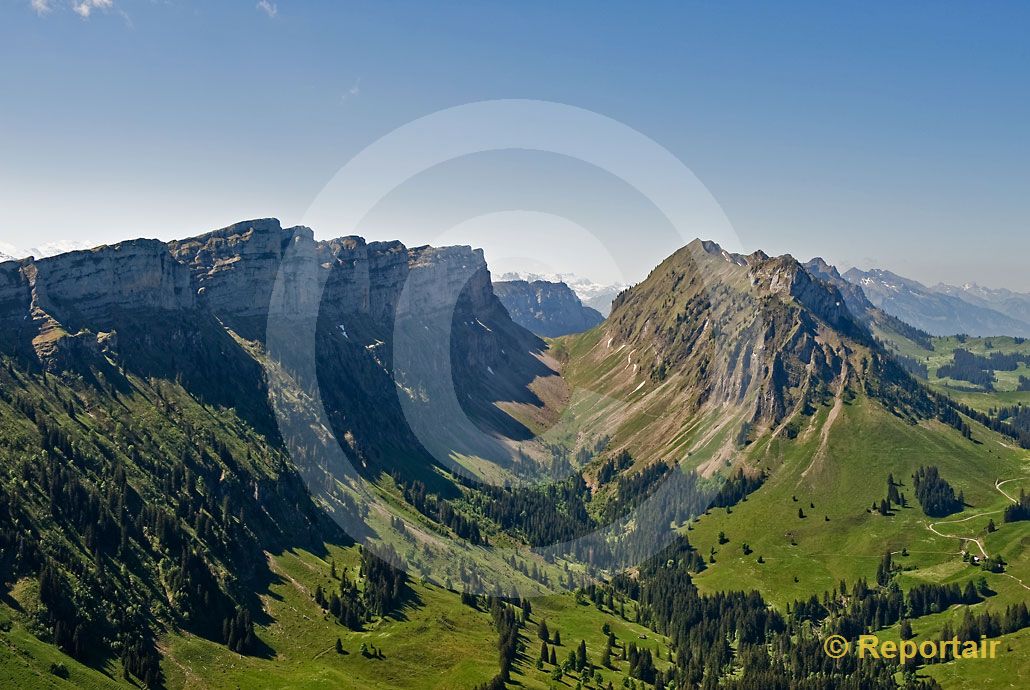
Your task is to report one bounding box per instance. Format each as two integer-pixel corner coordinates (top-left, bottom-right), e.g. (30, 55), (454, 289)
(924, 477), (1028, 588)
(996, 477), (1022, 503)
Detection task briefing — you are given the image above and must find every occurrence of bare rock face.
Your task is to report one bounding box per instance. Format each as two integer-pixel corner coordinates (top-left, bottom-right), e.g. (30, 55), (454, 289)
(0, 259), (31, 323)
(0, 259), (33, 352)
(748, 255), (856, 335)
(319, 237), (410, 324)
(493, 279), (604, 337)
(168, 219), (319, 323)
(30, 239), (194, 330)
(167, 221), (494, 333)
(403, 245), (494, 318)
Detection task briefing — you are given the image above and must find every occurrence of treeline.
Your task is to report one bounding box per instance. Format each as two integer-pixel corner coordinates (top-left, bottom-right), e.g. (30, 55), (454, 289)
(600, 461), (672, 522)
(892, 351), (929, 378)
(924, 603), (1030, 667)
(609, 538), (905, 689)
(399, 478), (483, 545)
(469, 474), (594, 547)
(936, 393), (1030, 448)
(594, 448), (634, 485)
(913, 465), (964, 517)
(1003, 488), (1030, 522)
(991, 404), (1030, 448)
(710, 468), (766, 509)
(471, 596), (525, 690)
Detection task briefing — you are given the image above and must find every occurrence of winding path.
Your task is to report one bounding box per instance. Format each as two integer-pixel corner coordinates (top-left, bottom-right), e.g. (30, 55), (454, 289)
(925, 477), (1029, 590)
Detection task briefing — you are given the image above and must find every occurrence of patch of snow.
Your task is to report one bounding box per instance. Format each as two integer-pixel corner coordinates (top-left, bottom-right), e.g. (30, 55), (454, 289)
(338, 324), (349, 339)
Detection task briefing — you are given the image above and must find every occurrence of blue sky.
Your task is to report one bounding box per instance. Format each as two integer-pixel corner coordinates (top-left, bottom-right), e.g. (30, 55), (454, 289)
(1, 1), (1027, 290)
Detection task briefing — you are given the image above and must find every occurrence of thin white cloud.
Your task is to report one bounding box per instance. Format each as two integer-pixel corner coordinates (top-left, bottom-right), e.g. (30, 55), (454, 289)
(342, 77), (362, 102)
(72, 0), (114, 19)
(30, 0), (53, 15)
(256, 0), (277, 18)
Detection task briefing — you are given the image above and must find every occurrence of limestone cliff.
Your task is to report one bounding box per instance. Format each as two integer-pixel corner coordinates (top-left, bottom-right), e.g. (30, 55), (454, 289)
(493, 279), (604, 337)
(0, 219), (554, 476)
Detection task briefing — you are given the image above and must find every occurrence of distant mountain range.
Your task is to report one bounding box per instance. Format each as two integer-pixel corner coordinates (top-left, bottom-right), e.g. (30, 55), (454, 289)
(497, 271), (628, 316)
(842, 267), (1030, 337)
(0, 239), (96, 262)
(493, 279), (604, 337)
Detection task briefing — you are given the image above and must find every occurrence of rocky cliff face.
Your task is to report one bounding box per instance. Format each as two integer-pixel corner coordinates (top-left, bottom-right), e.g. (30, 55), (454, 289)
(0, 259), (31, 322)
(163, 219), (502, 336)
(0, 259), (32, 352)
(749, 254), (858, 337)
(494, 279), (604, 337)
(0, 240), (195, 359)
(0, 219), (552, 476)
(560, 238), (914, 467)
(31, 239), (195, 329)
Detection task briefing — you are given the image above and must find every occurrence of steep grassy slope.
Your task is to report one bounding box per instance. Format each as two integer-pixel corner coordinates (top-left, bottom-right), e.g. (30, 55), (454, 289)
(687, 396), (1027, 605)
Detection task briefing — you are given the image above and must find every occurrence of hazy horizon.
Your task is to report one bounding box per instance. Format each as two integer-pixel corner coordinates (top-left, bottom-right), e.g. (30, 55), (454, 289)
(1, 216), (1024, 297)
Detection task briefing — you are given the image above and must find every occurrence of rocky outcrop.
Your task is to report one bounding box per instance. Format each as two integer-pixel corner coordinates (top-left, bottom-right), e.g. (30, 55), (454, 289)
(319, 237), (408, 323)
(30, 240), (194, 330)
(494, 280), (604, 337)
(404, 245), (495, 318)
(168, 219), (319, 323)
(749, 255), (857, 335)
(166, 221), (497, 334)
(0, 260), (31, 323)
(0, 260), (32, 352)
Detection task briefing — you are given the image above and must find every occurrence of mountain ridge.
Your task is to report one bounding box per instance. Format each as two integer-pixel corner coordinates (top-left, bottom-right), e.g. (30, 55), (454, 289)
(494, 279), (604, 337)
(843, 266), (1030, 337)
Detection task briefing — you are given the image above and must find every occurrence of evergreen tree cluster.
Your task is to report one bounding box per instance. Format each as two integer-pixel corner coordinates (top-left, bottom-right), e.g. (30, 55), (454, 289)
(912, 466), (964, 517)
(400, 478), (483, 545)
(1003, 488), (1030, 522)
(709, 468), (767, 509)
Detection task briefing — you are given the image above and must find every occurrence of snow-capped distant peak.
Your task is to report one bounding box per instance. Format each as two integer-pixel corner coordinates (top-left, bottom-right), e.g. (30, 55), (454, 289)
(0, 240), (97, 261)
(495, 270), (629, 300)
